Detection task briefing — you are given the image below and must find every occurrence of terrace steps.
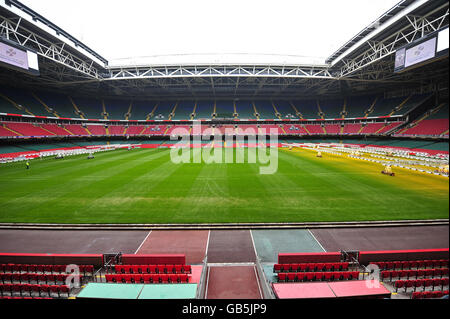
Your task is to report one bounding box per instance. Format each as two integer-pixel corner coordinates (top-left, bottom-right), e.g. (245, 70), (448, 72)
(102, 100), (109, 120)
(364, 97), (378, 118)
(125, 102), (133, 120)
(147, 103), (159, 120)
(168, 102), (178, 121)
(290, 102), (303, 119)
(252, 102), (260, 120)
(2, 124), (22, 136)
(68, 96), (85, 119)
(31, 92), (60, 118)
(272, 101), (282, 119)
(316, 101), (325, 119)
(388, 95), (411, 116)
(190, 102), (197, 120)
(62, 127), (74, 136)
(39, 125), (56, 136)
(0, 93), (34, 116)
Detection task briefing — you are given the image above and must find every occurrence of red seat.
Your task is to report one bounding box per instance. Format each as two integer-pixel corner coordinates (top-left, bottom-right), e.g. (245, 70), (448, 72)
(1, 273), (12, 283)
(424, 269), (434, 277)
(49, 285), (60, 297)
(134, 274), (143, 283)
(278, 273), (286, 282)
(401, 261), (410, 270)
(398, 270), (408, 279)
(408, 270), (417, 280)
(169, 274), (179, 283)
(168, 265), (177, 274)
(416, 269), (425, 278)
(394, 280), (405, 292)
(115, 265), (124, 274)
(432, 291), (444, 298)
(409, 261), (418, 269)
(44, 265), (53, 273)
(404, 280), (414, 291)
(148, 265), (157, 274)
(394, 262), (402, 270)
(160, 274), (169, 283)
(414, 279), (424, 291)
(59, 285), (70, 297)
(12, 265), (21, 273)
(124, 274), (133, 283)
(299, 264), (308, 272)
(349, 272), (359, 280)
(305, 273), (315, 281)
(183, 265), (192, 274)
(132, 266), (141, 274)
(105, 274), (114, 283)
(296, 273), (305, 282)
(385, 262), (395, 270)
(151, 274), (160, 283)
(12, 273), (21, 283)
(291, 264), (301, 272)
(381, 271), (390, 281)
(30, 284), (40, 296)
(157, 265), (166, 274)
(412, 291), (423, 299)
(323, 272), (334, 281)
(40, 285), (50, 296)
(180, 274), (189, 283)
(287, 273), (296, 282)
(390, 271), (399, 281)
(142, 274), (152, 283)
(175, 265), (183, 274)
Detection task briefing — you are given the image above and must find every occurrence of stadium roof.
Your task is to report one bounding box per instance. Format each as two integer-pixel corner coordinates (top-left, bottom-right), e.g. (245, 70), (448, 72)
(0, 0), (448, 99)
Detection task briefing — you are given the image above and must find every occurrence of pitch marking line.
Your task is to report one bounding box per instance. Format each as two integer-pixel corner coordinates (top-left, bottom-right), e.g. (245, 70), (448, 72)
(204, 266), (211, 299)
(253, 266), (263, 300)
(307, 229), (326, 252)
(134, 230), (152, 254)
(205, 230), (211, 258)
(250, 230), (258, 260)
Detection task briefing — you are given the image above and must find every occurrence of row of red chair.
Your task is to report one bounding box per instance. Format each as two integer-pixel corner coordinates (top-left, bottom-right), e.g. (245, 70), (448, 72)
(381, 268), (449, 281)
(0, 284), (70, 297)
(277, 271), (360, 283)
(113, 264), (192, 275)
(274, 262), (350, 273)
(394, 278), (449, 292)
(105, 274), (190, 284)
(412, 290), (449, 299)
(0, 263), (94, 275)
(0, 296), (53, 300)
(1, 273), (83, 284)
(370, 260), (448, 271)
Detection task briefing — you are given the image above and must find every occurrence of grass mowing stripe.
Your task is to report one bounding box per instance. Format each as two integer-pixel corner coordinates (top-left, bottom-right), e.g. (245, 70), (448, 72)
(0, 147), (447, 224)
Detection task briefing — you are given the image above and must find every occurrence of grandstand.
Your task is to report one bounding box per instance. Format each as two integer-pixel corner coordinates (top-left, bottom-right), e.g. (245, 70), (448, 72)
(0, 0), (448, 305)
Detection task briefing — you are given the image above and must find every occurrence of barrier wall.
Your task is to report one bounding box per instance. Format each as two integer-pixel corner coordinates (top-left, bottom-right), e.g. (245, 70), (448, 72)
(278, 252), (342, 264)
(0, 253), (103, 267)
(359, 249), (449, 265)
(121, 254), (186, 265)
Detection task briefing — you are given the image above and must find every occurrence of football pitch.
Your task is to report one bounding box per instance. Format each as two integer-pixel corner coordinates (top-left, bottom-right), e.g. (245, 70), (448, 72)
(0, 147), (448, 224)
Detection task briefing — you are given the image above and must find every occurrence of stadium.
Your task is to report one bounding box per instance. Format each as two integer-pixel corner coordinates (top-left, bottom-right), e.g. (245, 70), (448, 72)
(0, 0), (448, 305)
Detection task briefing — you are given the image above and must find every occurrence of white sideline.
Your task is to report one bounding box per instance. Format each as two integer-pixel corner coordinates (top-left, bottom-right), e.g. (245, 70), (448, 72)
(134, 230), (152, 254)
(307, 229), (326, 252)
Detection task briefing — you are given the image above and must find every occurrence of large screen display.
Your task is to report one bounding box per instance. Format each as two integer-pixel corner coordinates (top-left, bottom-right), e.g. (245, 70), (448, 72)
(394, 26), (448, 73)
(0, 39), (39, 75)
(404, 37), (436, 68)
(0, 41), (29, 70)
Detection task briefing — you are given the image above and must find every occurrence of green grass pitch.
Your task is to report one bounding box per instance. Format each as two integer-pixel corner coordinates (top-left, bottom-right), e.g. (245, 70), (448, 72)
(0, 148), (448, 224)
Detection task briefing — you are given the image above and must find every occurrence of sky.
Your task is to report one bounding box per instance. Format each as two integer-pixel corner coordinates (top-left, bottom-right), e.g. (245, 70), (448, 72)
(20, 0), (400, 65)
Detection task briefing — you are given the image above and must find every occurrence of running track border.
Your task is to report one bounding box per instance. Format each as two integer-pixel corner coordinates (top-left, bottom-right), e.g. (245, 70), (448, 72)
(0, 219), (447, 230)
